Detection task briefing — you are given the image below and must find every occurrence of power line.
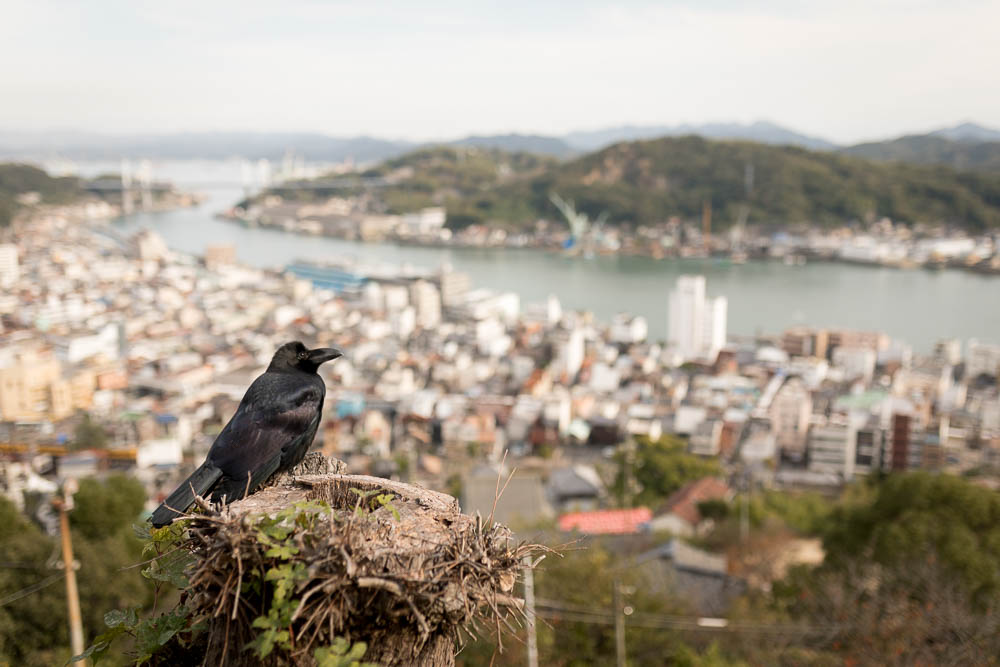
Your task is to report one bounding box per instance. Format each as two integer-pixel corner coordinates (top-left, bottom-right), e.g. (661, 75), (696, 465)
(0, 572), (65, 607)
(534, 597), (840, 635)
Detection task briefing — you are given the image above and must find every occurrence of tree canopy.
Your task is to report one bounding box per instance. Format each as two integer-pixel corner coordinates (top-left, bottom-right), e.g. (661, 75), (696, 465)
(773, 473), (1000, 664)
(0, 476), (151, 666)
(613, 434), (722, 508)
(820, 472), (1000, 600)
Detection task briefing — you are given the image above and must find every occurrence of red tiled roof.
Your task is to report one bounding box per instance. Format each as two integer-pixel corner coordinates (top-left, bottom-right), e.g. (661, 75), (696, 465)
(558, 507), (653, 535)
(661, 477), (730, 526)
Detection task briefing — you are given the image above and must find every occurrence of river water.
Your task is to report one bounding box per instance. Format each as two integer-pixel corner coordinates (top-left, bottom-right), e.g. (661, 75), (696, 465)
(93, 160), (999, 352)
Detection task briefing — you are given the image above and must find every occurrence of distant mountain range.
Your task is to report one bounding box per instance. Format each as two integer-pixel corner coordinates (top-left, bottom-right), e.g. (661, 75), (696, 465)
(449, 134), (576, 158)
(2, 121), (999, 173)
(0, 131), (414, 164)
(842, 123), (1000, 173)
(0, 121), (835, 161)
(563, 120), (837, 152)
(928, 122), (1000, 143)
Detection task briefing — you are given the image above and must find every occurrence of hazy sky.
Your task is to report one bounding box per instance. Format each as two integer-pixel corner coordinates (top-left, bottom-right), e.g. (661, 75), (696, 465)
(2, 0), (997, 144)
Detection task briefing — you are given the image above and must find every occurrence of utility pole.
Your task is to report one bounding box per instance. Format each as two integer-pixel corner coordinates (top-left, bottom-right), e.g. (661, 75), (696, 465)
(613, 579), (626, 667)
(56, 480), (85, 663)
(523, 557), (538, 667)
(622, 439), (638, 508)
(740, 467), (751, 543)
(702, 199), (712, 253)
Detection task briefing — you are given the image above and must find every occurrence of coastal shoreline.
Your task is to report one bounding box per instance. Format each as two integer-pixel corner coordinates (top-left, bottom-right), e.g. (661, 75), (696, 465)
(215, 209), (1000, 277)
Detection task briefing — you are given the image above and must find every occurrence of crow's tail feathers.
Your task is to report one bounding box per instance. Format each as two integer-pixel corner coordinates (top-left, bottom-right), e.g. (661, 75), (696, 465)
(149, 462), (223, 528)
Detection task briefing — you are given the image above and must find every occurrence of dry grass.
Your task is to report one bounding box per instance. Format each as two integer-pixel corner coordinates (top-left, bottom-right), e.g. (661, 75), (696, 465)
(165, 455), (547, 666)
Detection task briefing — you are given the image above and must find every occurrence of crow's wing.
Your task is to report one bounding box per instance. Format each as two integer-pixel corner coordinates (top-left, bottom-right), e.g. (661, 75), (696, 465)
(206, 373), (323, 500)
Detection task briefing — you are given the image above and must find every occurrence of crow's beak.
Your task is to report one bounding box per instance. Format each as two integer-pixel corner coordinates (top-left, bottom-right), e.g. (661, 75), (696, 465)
(308, 347), (343, 365)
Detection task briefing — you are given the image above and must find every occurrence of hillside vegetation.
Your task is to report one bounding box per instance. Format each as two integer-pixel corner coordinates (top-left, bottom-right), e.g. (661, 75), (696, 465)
(466, 136), (1000, 230)
(270, 136), (1000, 231)
(356, 146), (558, 225)
(0, 163), (83, 226)
(843, 134), (1000, 173)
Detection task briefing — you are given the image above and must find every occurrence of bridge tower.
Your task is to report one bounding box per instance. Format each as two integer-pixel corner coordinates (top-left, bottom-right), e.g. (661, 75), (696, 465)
(120, 158), (133, 215)
(137, 159), (153, 210)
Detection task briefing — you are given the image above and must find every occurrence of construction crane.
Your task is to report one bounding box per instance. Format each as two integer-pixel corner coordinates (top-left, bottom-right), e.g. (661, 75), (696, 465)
(549, 193), (607, 251)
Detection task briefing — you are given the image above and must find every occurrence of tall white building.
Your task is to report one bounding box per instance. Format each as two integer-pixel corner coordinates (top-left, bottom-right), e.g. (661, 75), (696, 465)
(0, 244), (19, 287)
(704, 295), (727, 359)
(560, 326), (585, 380)
(547, 294), (562, 326)
(667, 275), (727, 361)
(410, 280), (442, 329)
(438, 267), (470, 308)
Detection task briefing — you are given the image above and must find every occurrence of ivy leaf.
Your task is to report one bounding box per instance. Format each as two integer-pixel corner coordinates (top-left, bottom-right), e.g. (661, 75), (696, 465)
(66, 626), (125, 665)
(103, 607), (138, 629)
(314, 638), (376, 667)
(265, 563), (307, 602)
(263, 542), (300, 560)
(132, 522), (152, 541)
(141, 551), (192, 588)
(134, 606), (192, 662)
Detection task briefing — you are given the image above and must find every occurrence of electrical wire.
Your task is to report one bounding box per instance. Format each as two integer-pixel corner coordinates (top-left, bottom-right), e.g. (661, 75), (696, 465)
(533, 597), (841, 635)
(0, 572), (65, 607)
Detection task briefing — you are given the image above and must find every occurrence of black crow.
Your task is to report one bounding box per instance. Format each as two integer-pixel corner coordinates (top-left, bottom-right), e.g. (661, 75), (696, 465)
(150, 341), (342, 527)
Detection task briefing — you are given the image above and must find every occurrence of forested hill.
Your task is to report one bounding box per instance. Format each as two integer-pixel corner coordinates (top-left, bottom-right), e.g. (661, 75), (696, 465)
(0, 163), (84, 226)
(451, 135), (1000, 230)
(353, 146), (557, 217)
(842, 134), (1000, 173)
(270, 137), (1000, 231)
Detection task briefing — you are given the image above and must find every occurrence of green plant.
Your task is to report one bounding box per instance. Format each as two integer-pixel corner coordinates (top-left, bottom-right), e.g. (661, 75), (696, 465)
(136, 521), (192, 611)
(313, 637), (376, 667)
(70, 521), (196, 665)
(613, 435), (721, 507)
(696, 498), (730, 522)
(68, 604), (196, 665)
(248, 500), (337, 658)
(349, 487), (401, 521)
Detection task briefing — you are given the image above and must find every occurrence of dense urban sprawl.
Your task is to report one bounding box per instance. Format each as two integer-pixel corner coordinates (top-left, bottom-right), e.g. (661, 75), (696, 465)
(2, 198), (1000, 619)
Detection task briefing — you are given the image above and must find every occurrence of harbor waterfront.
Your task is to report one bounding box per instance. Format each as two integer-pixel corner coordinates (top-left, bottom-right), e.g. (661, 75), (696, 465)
(85, 159), (994, 352)
(109, 181), (1000, 353)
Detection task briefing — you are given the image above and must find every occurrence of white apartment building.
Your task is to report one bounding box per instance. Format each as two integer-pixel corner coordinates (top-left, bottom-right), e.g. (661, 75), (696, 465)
(807, 418), (858, 480)
(410, 280), (442, 329)
(667, 275), (727, 361)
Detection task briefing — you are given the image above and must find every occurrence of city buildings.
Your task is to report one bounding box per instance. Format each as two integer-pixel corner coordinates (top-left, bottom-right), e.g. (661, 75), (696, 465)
(0, 200), (998, 549)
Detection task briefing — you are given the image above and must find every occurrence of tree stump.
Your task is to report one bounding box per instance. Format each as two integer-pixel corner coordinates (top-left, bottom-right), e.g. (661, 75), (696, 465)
(167, 454), (536, 666)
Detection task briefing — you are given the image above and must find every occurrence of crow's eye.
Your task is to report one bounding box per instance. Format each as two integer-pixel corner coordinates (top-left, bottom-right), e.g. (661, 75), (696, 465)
(297, 351), (308, 360)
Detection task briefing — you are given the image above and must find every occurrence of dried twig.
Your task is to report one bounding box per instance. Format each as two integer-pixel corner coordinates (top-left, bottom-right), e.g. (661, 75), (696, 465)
(166, 455), (549, 666)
